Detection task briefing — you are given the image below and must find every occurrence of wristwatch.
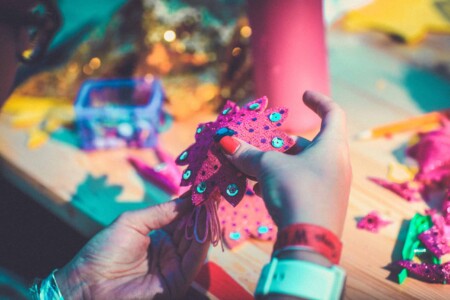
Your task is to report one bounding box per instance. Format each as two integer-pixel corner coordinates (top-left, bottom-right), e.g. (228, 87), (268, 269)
(255, 257), (346, 300)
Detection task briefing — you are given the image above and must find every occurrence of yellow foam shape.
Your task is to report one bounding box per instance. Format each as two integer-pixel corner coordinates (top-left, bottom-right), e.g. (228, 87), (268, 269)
(27, 128), (50, 149)
(387, 162), (418, 182)
(343, 0), (450, 44)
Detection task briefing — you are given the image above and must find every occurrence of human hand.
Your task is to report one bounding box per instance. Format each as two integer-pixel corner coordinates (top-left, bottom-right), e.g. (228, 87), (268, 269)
(55, 196), (209, 299)
(219, 91), (352, 238)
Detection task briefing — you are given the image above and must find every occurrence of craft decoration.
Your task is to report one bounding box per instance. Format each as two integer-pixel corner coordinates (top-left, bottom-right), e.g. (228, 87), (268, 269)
(218, 188), (277, 249)
(343, 0), (450, 44)
(356, 211), (392, 233)
(176, 97), (294, 246)
(2, 95), (74, 149)
(395, 261), (450, 284)
(368, 117), (450, 284)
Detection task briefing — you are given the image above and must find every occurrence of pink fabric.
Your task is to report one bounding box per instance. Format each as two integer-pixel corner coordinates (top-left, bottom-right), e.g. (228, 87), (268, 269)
(396, 261), (450, 284)
(176, 97), (294, 247)
(218, 188), (277, 249)
(176, 97), (295, 207)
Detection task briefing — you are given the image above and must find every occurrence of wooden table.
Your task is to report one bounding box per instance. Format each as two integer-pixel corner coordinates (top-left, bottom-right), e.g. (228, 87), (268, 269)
(1, 28), (450, 298)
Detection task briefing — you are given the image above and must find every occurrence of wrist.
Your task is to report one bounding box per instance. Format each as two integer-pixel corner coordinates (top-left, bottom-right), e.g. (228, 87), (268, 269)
(55, 263), (90, 299)
(274, 223), (343, 265)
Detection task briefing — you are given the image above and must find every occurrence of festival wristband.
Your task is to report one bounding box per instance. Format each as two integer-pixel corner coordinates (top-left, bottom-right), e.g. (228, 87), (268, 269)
(273, 223), (342, 264)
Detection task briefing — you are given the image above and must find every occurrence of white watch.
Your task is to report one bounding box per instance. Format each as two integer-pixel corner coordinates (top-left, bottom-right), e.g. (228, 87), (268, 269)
(255, 258), (346, 300)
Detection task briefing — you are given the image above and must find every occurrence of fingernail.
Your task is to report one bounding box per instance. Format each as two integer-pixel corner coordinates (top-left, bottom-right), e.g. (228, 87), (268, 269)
(219, 136), (240, 155)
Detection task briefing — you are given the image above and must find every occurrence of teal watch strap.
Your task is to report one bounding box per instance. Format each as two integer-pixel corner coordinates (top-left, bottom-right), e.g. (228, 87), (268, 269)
(255, 258), (346, 300)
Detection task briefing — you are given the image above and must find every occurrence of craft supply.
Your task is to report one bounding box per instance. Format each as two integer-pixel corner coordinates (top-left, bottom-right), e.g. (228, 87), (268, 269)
(343, 0), (450, 44)
(218, 188), (277, 249)
(176, 97), (295, 246)
(355, 110), (448, 140)
(75, 78), (166, 150)
(356, 211), (392, 233)
(128, 156), (180, 196)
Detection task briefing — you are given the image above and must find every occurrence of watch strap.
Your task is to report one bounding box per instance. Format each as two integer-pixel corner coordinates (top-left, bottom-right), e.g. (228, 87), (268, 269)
(255, 258), (346, 300)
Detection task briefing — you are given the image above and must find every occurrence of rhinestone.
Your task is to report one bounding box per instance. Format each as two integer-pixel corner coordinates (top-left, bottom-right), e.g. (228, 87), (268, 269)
(269, 112), (282, 122)
(258, 226), (269, 234)
(248, 103), (260, 110)
(229, 231), (241, 240)
(226, 184), (239, 196)
(271, 137), (284, 148)
(183, 169), (191, 180)
(179, 151), (188, 161)
(222, 107), (231, 115)
(196, 126), (204, 134)
(196, 182), (207, 193)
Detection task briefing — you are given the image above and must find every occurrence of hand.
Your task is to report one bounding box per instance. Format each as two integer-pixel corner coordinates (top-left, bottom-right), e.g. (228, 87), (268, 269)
(219, 91), (352, 238)
(55, 196), (209, 299)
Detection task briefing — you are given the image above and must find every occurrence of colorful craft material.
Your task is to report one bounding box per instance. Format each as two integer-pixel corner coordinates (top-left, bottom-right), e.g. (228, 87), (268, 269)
(2, 95), (74, 149)
(75, 78), (166, 150)
(397, 213), (436, 284)
(218, 189), (277, 249)
(343, 0), (450, 44)
(356, 211), (392, 233)
(128, 156), (180, 196)
(355, 109), (449, 140)
(176, 97), (295, 246)
(395, 261), (450, 284)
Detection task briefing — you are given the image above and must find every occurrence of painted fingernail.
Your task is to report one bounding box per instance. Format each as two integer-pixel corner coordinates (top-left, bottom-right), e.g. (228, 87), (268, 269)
(219, 136), (240, 155)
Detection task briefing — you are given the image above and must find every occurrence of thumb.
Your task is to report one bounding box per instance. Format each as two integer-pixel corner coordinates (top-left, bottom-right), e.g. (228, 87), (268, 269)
(117, 194), (192, 235)
(218, 136), (264, 178)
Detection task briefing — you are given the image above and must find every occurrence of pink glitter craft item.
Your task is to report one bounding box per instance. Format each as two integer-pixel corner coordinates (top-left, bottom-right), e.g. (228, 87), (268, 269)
(218, 189), (277, 249)
(176, 97), (295, 246)
(407, 120), (450, 183)
(418, 226), (450, 258)
(368, 177), (424, 202)
(357, 211), (392, 233)
(396, 261), (450, 284)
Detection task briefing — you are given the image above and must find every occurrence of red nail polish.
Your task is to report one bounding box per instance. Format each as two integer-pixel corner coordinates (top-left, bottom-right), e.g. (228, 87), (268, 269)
(219, 136), (240, 155)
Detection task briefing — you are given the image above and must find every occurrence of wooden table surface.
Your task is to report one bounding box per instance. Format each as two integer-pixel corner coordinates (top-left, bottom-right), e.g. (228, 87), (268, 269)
(1, 28), (450, 298)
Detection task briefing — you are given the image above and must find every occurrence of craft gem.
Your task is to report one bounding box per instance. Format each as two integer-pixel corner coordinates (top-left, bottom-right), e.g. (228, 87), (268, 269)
(269, 112), (282, 122)
(271, 137), (284, 148)
(229, 231), (241, 240)
(196, 182), (207, 193)
(196, 126), (204, 134)
(179, 151), (188, 161)
(249, 103), (260, 110)
(183, 169), (192, 180)
(226, 184), (239, 196)
(258, 226), (269, 234)
(222, 107), (231, 115)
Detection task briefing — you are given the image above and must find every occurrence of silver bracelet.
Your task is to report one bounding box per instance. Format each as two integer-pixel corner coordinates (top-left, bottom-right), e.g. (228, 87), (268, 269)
(30, 269), (64, 300)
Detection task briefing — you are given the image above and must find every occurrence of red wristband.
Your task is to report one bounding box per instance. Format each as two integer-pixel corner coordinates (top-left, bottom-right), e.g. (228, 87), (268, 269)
(273, 223), (342, 264)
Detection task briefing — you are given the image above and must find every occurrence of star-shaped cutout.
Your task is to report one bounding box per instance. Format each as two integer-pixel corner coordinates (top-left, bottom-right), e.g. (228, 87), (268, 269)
(343, 0), (450, 44)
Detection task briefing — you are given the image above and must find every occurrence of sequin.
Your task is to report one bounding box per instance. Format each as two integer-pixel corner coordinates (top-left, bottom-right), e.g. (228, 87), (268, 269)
(258, 226), (269, 234)
(222, 107), (231, 115)
(196, 126), (204, 134)
(269, 112), (282, 122)
(183, 169), (191, 180)
(226, 183), (239, 196)
(179, 151), (188, 161)
(196, 182), (207, 193)
(229, 231), (241, 240)
(271, 137), (284, 148)
(249, 103), (260, 110)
